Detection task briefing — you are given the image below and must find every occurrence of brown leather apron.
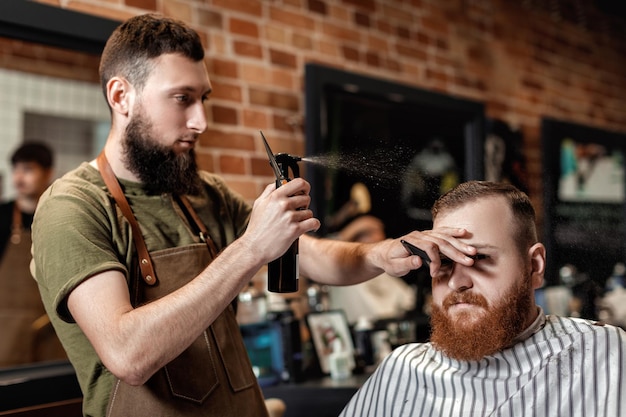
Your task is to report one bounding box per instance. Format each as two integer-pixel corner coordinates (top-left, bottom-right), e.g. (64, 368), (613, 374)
(97, 154), (268, 417)
(0, 204), (65, 366)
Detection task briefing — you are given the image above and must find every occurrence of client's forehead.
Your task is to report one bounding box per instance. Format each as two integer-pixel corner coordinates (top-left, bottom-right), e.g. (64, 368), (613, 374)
(434, 197), (515, 242)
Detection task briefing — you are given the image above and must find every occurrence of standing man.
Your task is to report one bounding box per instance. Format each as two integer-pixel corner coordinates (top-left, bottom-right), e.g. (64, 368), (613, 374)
(340, 181), (626, 417)
(0, 142), (64, 366)
(31, 14), (426, 417)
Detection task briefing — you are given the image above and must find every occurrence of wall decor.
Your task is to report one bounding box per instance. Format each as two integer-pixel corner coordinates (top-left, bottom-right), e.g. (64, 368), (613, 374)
(542, 118), (626, 287)
(305, 310), (355, 375)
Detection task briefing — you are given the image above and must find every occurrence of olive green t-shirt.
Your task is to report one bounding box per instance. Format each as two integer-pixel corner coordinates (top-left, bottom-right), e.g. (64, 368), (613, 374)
(31, 162), (251, 417)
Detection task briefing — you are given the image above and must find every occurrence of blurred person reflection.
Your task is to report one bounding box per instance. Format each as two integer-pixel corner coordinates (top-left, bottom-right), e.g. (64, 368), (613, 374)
(328, 215), (416, 324)
(0, 141), (65, 366)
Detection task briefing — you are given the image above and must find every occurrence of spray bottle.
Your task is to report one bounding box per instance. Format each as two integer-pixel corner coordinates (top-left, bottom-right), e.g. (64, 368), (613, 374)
(267, 153), (302, 293)
(261, 131), (303, 293)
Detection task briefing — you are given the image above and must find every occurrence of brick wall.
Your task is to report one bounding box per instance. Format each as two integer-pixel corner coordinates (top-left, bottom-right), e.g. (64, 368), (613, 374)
(25, 0), (626, 220)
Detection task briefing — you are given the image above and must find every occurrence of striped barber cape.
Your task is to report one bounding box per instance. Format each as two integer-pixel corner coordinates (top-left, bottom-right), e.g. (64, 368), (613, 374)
(340, 314), (626, 417)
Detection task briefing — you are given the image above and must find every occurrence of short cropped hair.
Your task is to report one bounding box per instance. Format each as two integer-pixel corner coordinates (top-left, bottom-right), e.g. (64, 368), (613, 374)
(99, 14), (205, 102)
(11, 142), (54, 169)
(432, 181), (538, 254)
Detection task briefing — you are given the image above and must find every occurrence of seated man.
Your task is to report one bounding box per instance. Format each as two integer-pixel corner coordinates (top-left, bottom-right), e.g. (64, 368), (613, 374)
(340, 181), (626, 416)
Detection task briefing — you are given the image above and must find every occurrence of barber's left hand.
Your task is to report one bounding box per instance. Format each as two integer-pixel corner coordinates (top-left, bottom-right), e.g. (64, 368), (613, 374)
(373, 229), (476, 277)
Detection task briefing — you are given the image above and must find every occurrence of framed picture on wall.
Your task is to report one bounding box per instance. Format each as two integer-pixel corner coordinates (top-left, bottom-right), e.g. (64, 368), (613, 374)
(305, 310), (355, 375)
(542, 118), (626, 287)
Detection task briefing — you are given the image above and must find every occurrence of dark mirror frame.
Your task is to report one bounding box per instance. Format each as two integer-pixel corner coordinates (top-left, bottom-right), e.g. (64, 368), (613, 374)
(304, 63), (485, 237)
(0, 0), (118, 54)
(0, 1), (119, 411)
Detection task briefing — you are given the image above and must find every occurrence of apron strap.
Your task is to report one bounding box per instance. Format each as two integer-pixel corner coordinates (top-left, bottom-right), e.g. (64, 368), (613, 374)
(174, 195), (219, 258)
(96, 152), (157, 286)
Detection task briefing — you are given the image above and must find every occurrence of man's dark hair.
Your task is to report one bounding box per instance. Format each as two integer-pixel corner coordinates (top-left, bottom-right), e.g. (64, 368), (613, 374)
(432, 181), (537, 254)
(99, 14), (205, 102)
(11, 142), (54, 169)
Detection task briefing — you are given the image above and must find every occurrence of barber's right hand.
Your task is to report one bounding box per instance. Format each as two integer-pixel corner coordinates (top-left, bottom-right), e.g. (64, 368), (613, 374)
(243, 178), (320, 263)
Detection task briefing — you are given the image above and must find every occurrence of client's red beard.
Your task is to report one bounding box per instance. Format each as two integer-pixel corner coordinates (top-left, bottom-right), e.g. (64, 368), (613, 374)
(430, 276), (533, 361)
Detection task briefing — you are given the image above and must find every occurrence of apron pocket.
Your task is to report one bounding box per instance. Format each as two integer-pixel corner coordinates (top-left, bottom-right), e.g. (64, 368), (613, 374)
(211, 305), (257, 392)
(164, 330), (219, 403)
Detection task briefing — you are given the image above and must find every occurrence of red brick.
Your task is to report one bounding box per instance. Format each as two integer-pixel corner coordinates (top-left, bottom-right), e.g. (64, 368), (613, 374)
(426, 69), (448, 82)
(197, 9), (223, 29)
(366, 34), (388, 51)
(209, 80), (243, 102)
(375, 19), (394, 35)
(396, 43), (427, 61)
(354, 11), (371, 27)
(292, 33), (313, 50)
(229, 17), (259, 38)
(243, 109), (271, 129)
(308, 0), (327, 15)
(208, 58), (238, 79)
(162, 0), (192, 21)
(241, 63), (269, 84)
(329, 4), (350, 21)
(66, 2), (133, 22)
(265, 26), (288, 43)
(270, 68), (296, 90)
(233, 40), (263, 59)
(414, 31), (430, 46)
(342, 0), (376, 12)
(270, 7), (316, 30)
(270, 49), (297, 68)
(342, 45), (360, 62)
(195, 151), (215, 173)
(125, 0), (156, 10)
(249, 89), (299, 111)
(365, 51), (381, 67)
(252, 157), (275, 177)
(212, 0), (262, 16)
(396, 26), (411, 39)
(219, 154), (246, 175)
(223, 179), (260, 201)
(211, 105), (239, 125)
(385, 58), (401, 72)
(382, 3), (413, 23)
(272, 114), (297, 132)
(200, 129), (255, 151)
(322, 22), (361, 43)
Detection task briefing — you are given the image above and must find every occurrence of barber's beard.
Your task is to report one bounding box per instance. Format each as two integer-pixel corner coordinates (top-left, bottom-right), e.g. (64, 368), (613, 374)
(430, 274), (533, 361)
(123, 111), (201, 196)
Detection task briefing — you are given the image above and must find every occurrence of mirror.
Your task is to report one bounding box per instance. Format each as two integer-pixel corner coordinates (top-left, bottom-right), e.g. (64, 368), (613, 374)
(0, 1), (119, 375)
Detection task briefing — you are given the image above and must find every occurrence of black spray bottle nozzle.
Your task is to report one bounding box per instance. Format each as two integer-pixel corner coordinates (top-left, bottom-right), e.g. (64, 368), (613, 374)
(274, 153), (302, 179)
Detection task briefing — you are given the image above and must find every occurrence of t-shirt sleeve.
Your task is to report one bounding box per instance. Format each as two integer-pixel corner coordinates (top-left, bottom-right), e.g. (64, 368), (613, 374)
(32, 180), (129, 323)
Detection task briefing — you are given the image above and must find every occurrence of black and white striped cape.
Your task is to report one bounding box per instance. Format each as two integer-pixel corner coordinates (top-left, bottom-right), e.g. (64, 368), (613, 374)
(340, 314), (626, 417)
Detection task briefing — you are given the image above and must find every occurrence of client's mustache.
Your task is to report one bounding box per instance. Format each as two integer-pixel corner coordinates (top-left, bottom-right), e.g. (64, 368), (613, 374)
(442, 291), (489, 310)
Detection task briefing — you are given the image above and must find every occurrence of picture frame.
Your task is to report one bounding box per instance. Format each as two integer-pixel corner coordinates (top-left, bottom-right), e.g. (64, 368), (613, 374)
(305, 310), (355, 374)
(542, 118), (626, 287)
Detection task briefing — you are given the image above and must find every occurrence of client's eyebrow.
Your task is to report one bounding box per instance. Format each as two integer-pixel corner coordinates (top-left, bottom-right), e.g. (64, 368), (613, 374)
(439, 253), (488, 267)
